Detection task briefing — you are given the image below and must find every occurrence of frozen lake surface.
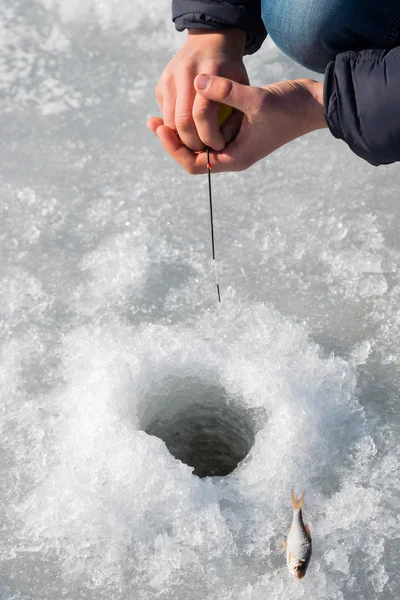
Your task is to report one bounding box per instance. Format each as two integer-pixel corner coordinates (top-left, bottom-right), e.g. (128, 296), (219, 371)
(0, 1), (399, 598)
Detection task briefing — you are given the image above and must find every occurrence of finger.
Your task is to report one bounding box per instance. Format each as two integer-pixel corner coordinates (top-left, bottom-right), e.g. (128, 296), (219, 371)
(156, 125), (205, 174)
(175, 77), (204, 152)
(156, 125), (253, 174)
(195, 74), (261, 116)
(147, 117), (164, 134)
(162, 95), (177, 129)
(192, 95), (225, 151)
(159, 79), (176, 129)
(155, 84), (163, 112)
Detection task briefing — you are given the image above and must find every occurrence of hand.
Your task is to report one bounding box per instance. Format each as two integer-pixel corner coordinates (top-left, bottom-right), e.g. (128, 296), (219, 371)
(151, 29), (248, 152)
(147, 75), (327, 174)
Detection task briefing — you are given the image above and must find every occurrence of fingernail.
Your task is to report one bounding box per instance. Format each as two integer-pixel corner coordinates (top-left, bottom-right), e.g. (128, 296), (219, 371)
(197, 74), (211, 90)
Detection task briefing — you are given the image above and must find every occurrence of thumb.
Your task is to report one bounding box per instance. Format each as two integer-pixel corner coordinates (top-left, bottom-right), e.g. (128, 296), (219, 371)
(194, 74), (253, 114)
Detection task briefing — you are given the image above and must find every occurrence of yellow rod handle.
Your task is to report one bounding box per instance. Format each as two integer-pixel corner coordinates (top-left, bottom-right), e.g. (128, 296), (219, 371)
(217, 104), (233, 127)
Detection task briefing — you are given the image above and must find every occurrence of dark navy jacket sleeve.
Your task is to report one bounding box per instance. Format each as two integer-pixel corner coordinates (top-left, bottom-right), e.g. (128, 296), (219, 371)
(324, 47), (400, 166)
(172, 0), (267, 55)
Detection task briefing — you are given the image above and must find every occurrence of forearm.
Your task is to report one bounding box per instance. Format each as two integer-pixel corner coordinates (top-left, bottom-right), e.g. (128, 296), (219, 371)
(324, 47), (400, 166)
(172, 0), (267, 54)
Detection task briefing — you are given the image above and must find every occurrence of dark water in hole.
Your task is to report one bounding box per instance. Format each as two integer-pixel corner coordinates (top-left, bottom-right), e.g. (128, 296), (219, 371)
(140, 376), (257, 477)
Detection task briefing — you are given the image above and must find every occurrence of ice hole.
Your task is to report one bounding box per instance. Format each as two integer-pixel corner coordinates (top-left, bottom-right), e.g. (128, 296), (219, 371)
(139, 376), (256, 477)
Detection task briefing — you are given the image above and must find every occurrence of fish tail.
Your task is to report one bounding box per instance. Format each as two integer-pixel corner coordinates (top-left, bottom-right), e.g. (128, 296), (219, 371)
(291, 489), (305, 509)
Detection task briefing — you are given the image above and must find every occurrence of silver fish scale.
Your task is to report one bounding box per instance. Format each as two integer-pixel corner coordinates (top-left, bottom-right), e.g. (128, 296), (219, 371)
(286, 508), (312, 575)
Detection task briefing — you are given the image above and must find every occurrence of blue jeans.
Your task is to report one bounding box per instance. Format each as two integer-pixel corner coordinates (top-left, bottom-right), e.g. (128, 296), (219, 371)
(261, 0), (400, 72)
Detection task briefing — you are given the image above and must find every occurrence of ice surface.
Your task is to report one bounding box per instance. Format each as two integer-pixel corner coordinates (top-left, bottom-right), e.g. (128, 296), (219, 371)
(0, 1), (399, 599)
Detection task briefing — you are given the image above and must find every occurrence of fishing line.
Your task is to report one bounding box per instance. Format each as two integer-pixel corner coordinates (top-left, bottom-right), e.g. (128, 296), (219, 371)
(206, 146), (221, 303)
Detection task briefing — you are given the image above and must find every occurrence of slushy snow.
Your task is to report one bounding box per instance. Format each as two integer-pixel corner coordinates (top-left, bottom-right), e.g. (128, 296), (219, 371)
(0, 1), (399, 599)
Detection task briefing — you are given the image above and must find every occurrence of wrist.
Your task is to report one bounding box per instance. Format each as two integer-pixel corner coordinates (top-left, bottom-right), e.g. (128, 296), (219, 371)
(297, 79), (327, 131)
(187, 28), (246, 59)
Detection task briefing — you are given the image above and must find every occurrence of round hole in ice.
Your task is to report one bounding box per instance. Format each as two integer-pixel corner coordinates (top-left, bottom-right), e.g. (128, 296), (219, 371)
(139, 376), (255, 477)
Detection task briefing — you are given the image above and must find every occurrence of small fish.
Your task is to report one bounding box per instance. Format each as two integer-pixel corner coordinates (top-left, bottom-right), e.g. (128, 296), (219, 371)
(286, 489), (312, 579)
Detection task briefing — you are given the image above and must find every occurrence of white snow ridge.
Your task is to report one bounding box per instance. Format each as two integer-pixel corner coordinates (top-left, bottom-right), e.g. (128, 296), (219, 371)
(0, 2), (399, 600)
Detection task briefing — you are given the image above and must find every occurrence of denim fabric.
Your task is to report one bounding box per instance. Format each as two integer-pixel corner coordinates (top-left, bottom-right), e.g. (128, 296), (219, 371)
(261, 0), (400, 72)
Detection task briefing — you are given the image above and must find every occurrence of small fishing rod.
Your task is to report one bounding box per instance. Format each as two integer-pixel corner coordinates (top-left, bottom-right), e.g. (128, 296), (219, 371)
(205, 104), (232, 304)
(206, 146), (221, 303)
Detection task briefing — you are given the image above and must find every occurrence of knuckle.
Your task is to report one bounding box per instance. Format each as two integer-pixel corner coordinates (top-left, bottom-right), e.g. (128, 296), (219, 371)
(176, 113), (194, 130)
(218, 78), (234, 100)
(202, 60), (221, 76)
(193, 104), (208, 122)
(160, 72), (174, 89)
(155, 87), (163, 106)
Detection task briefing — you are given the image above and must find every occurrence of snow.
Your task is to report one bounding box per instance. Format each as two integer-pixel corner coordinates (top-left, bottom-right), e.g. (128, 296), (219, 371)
(0, 1), (399, 599)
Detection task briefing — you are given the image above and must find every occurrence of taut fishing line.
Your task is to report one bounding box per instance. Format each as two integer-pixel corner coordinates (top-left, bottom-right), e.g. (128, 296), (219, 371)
(206, 147), (221, 303)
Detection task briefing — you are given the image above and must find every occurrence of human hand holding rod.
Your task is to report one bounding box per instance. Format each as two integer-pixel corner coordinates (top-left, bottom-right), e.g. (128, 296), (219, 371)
(153, 28), (248, 154)
(147, 74), (327, 174)
(149, 0), (400, 170)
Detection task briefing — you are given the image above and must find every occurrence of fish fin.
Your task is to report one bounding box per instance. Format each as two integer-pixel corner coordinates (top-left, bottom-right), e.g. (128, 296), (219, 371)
(291, 489), (305, 509)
